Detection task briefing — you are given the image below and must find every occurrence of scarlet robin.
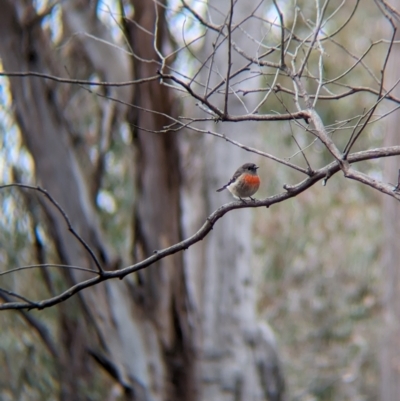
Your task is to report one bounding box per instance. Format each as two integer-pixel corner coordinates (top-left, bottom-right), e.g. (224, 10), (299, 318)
(216, 163), (260, 201)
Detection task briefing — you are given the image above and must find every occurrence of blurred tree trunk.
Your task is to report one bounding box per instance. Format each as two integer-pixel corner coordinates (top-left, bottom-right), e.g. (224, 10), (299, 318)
(125, 0), (197, 399)
(381, 28), (400, 401)
(181, 1), (285, 400)
(0, 1), (194, 400)
(0, 3), (106, 399)
(0, 0), (282, 400)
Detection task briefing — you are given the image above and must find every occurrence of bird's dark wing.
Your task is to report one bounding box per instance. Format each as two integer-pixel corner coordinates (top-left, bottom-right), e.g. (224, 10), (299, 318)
(216, 171), (240, 192)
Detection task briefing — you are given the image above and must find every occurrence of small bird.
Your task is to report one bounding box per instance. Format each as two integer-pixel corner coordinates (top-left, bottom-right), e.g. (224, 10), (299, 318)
(216, 163), (260, 201)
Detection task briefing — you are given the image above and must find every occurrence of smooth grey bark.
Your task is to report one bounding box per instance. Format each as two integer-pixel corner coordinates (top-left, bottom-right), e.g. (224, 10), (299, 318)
(380, 29), (400, 401)
(126, 1), (198, 399)
(0, 3), (108, 399)
(181, 1), (285, 400)
(61, 0), (133, 196)
(0, 2), (176, 400)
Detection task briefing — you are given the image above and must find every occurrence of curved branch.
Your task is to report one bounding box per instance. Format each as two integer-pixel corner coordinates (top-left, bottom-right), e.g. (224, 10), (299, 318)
(0, 184), (104, 274)
(1, 146), (400, 311)
(0, 70), (158, 86)
(160, 72), (310, 121)
(0, 264), (99, 278)
(274, 83), (400, 104)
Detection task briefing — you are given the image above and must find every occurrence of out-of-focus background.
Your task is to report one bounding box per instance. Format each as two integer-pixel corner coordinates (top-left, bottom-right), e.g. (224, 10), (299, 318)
(0, 1), (399, 400)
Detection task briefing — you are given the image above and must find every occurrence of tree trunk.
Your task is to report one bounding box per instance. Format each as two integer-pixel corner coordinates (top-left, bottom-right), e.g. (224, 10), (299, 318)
(0, 1), (191, 400)
(0, 1), (283, 400)
(0, 3), (106, 399)
(126, 1), (198, 399)
(181, 1), (285, 400)
(380, 29), (400, 401)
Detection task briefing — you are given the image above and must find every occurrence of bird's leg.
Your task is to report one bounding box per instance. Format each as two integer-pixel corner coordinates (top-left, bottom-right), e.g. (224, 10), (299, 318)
(239, 197), (247, 204)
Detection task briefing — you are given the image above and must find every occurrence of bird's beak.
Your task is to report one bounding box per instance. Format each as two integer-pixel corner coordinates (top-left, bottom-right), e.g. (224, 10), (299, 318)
(255, 165), (259, 170)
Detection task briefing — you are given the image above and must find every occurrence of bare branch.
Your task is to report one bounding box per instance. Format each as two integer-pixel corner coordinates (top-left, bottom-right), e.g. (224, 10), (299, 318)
(0, 288), (39, 307)
(0, 70), (158, 86)
(160, 72), (310, 121)
(272, 0), (286, 68)
(224, 0), (234, 116)
(2, 145), (400, 311)
(343, 25), (398, 157)
(394, 169), (400, 192)
(0, 184), (104, 274)
(307, 108), (342, 161)
(274, 83), (400, 104)
(0, 292), (57, 358)
(297, 0), (329, 78)
(0, 264), (99, 278)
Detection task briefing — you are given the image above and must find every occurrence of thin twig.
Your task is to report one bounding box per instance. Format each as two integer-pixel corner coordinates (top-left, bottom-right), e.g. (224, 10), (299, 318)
(0, 184), (105, 274)
(0, 288), (39, 307)
(0, 264), (99, 277)
(0, 71), (158, 86)
(297, 0), (329, 77)
(291, 130), (313, 173)
(223, 0), (234, 116)
(343, 26), (397, 157)
(273, 0), (286, 68)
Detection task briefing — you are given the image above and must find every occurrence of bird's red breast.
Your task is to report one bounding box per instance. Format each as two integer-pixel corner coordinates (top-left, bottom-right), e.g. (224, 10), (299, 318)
(242, 174), (260, 186)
